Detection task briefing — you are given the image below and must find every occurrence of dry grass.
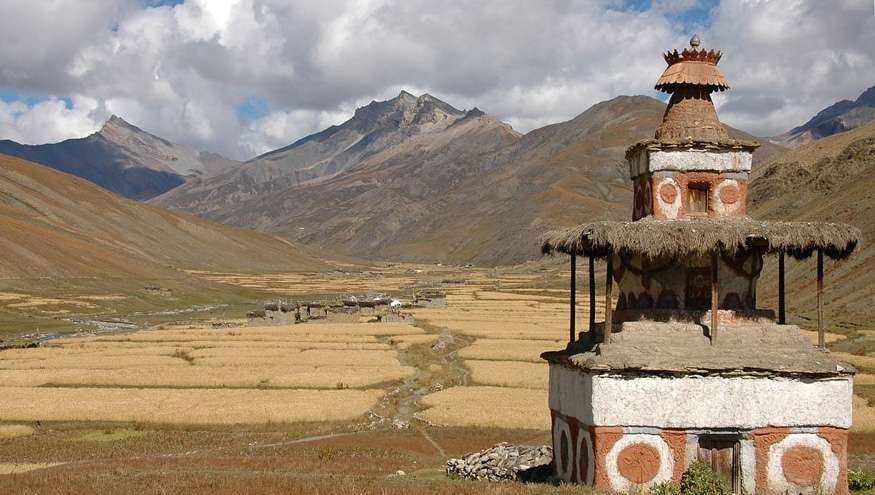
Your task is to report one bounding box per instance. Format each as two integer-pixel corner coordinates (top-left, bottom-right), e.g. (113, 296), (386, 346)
(542, 217), (861, 260)
(0, 424), (35, 439)
(186, 345), (389, 359)
(0, 463), (64, 475)
(799, 330), (845, 345)
(853, 395), (875, 433)
(833, 352), (875, 372)
(459, 339), (563, 362)
(388, 334), (438, 350)
(856, 373), (875, 385)
(424, 322), (567, 340)
(418, 386), (550, 430)
(193, 349), (401, 367)
(0, 355), (187, 370)
(61, 333), (382, 344)
(0, 346), (194, 359)
(465, 360), (548, 389)
(0, 387), (383, 424)
(0, 365), (414, 389)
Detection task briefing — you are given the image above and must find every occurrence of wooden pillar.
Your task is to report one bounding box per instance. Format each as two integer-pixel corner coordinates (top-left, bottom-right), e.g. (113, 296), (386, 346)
(589, 256), (596, 333)
(569, 254), (576, 344)
(778, 250), (786, 324)
(604, 254), (613, 344)
(711, 251), (719, 345)
(817, 249), (824, 348)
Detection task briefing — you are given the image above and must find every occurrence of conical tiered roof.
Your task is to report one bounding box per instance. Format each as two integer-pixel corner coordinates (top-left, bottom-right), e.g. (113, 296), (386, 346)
(654, 35), (732, 143)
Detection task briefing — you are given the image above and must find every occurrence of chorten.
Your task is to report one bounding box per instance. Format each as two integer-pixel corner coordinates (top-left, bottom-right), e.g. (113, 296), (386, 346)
(540, 36), (860, 494)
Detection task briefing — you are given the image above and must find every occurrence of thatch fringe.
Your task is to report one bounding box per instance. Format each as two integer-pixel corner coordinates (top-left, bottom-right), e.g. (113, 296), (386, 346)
(540, 217), (861, 260)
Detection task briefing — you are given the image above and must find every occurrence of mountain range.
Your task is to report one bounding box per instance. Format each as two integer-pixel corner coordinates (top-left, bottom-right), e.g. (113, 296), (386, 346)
(0, 116), (239, 200)
(154, 91), (783, 265)
(1, 86), (871, 271)
(773, 84), (875, 147)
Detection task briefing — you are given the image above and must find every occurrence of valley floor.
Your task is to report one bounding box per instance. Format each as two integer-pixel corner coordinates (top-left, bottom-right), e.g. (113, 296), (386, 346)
(0, 264), (873, 493)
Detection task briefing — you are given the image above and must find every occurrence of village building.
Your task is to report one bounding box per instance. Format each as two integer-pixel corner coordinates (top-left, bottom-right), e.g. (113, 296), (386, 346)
(540, 36), (861, 494)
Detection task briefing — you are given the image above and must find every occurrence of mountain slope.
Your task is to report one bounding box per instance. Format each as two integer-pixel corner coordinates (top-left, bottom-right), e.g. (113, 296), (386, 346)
(750, 120), (875, 326)
(154, 91), (488, 214)
(162, 94), (780, 266)
(0, 117), (239, 200)
(773, 85), (875, 147)
(0, 153), (325, 279)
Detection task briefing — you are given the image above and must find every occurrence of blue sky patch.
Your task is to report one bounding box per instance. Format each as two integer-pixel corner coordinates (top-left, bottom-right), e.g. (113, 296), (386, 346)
(237, 97), (270, 121)
(143, 0), (184, 7)
(619, 0), (719, 31)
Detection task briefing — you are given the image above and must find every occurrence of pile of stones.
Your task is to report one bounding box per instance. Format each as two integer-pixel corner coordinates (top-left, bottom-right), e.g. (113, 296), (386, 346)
(445, 443), (553, 482)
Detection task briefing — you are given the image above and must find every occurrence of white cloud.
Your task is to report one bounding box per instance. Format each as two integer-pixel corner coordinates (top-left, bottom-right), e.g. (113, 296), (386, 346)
(0, 96), (102, 144)
(0, 0), (872, 158)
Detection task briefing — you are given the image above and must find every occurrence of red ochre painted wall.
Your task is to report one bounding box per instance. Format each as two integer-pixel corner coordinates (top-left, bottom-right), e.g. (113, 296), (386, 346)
(552, 410), (849, 494)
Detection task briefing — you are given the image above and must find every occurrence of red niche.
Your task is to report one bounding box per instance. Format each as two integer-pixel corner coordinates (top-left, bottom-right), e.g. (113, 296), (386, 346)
(660, 183), (678, 204)
(781, 446), (824, 487)
(617, 443), (661, 484)
(719, 184), (739, 204)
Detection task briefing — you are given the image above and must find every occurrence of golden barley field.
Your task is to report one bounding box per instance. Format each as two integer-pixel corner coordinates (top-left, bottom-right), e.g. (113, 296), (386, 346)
(1, 262), (873, 493)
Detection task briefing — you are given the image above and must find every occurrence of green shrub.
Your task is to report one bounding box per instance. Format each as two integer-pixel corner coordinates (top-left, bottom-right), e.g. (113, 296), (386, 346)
(679, 461), (729, 495)
(849, 469), (875, 492)
(650, 481), (681, 495)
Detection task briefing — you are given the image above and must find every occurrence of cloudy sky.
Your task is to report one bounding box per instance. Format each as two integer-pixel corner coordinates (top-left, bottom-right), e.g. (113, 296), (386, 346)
(0, 0), (873, 159)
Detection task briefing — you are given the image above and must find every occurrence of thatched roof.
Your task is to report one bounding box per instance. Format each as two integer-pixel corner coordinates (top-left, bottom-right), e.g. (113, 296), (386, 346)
(540, 217), (861, 260)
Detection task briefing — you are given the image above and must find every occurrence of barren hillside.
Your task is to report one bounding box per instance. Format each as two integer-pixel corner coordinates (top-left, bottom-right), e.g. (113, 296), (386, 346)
(0, 153), (325, 279)
(751, 120), (875, 327)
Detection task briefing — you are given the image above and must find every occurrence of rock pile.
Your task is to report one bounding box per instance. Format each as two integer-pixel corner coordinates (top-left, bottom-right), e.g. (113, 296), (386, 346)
(445, 443), (553, 482)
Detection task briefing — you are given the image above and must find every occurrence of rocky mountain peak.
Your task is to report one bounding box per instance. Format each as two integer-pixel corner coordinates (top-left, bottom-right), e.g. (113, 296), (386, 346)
(856, 85), (875, 106)
(775, 84), (875, 147)
(100, 115), (139, 134)
(348, 91), (465, 133)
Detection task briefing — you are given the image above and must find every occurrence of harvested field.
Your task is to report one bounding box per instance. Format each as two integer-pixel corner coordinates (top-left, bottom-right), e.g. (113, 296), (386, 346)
(0, 387), (383, 424)
(459, 339), (563, 362)
(0, 365), (414, 388)
(856, 373), (875, 385)
(62, 333), (382, 344)
(0, 355), (188, 370)
(418, 386), (550, 430)
(0, 463), (63, 475)
(833, 352), (875, 372)
(800, 330), (845, 345)
(193, 349), (401, 367)
(0, 424), (35, 438)
(186, 344), (390, 358)
(466, 360), (548, 389)
(0, 345), (195, 358)
(388, 334), (439, 350)
(853, 395), (875, 432)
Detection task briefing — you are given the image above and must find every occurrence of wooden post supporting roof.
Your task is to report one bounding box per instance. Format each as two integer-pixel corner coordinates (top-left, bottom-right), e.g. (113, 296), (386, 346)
(778, 250), (786, 325)
(604, 254), (613, 344)
(711, 251), (719, 345)
(817, 249), (824, 348)
(569, 254), (576, 344)
(589, 256), (596, 333)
